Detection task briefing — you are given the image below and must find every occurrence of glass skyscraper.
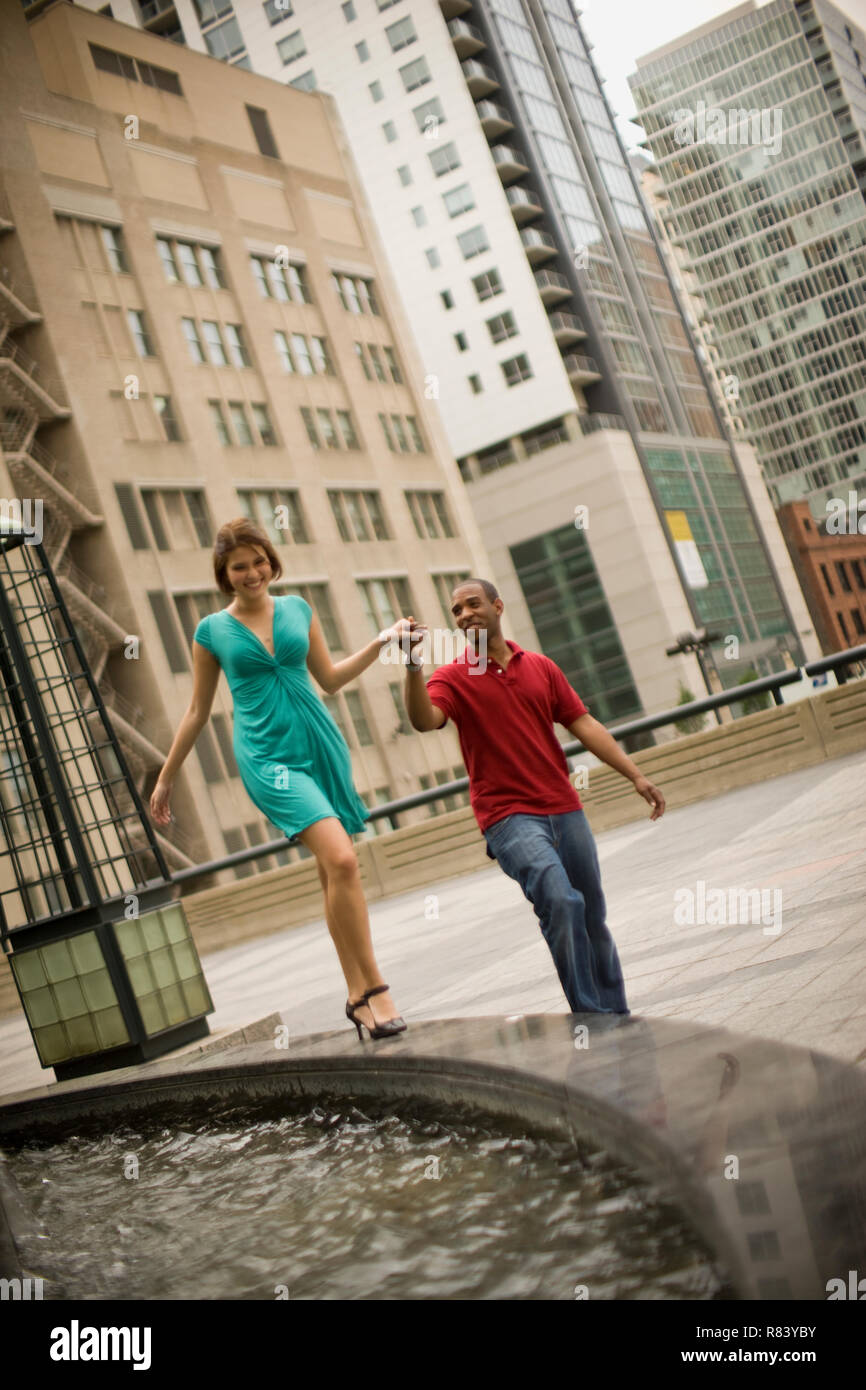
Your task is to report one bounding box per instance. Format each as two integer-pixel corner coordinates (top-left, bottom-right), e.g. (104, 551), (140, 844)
(630, 0), (866, 513)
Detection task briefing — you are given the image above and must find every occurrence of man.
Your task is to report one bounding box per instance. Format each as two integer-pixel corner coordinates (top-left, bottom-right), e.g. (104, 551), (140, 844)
(402, 579), (665, 1015)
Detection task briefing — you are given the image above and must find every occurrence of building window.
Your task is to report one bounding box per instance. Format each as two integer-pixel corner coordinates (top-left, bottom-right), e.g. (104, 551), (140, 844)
(199, 245), (226, 290)
(369, 79), (384, 102)
(328, 490), (390, 542)
(127, 309), (155, 357)
(356, 576), (414, 635)
(472, 268), (503, 301)
(457, 225), (489, 260)
(209, 400), (231, 444)
(224, 323), (252, 368)
(332, 273), (379, 315)
(251, 403), (278, 446)
(204, 17), (248, 63)
(425, 247), (441, 269)
(238, 487), (309, 544)
(201, 320), (228, 365)
(383, 120), (398, 143)
(443, 183), (475, 218)
(316, 408), (340, 449)
(181, 318), (206, 363)
(454, 331), (468, 352)
(413, 97), (445, 134)
(440, 289), (454, 309)
(389, 682), (411, 735)
(157, 238), (179, 282)
(228, 401), (254, 446)
(290, 70), (316, 90)
(406, 415), (425, 451)
(342, 0), (356, 19)
(400, 56), (431, 93)
(264, 0), (293, 24)
(140, 489), (212, 550)
(502, 353), (533, 386)
(100, 226), (128, 273)
(246, 104), (279, 157)
(820, 562), (835, 595)
(468, 373), (483, 394)
(89, 42), (183, 94)
(154, 395), (181, 441)
(385, 15), (416, 52)
(300, 406), (320, 449)
(428, 141), (460, 177)
(486, 310), (517, 343)
(383, 346), (402, 383)
(345, 691), (374, 746)
(836, 561), (853, 593)
(355, 40), (370, 62)
(405, 491), (454, 539)
(397, 164), (412, 187)
(310, 336), (335, 375)
(411, 205), (427, 227)
(277, 30), (306, 63)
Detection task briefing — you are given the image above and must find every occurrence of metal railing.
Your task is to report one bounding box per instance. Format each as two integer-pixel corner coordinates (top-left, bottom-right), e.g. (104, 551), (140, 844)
(169, 645), (866, 888)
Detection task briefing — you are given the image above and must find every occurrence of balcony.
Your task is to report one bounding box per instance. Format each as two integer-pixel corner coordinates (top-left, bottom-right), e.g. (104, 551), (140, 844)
(439, 0), (472, 19)
(520, 227), (557, 264)
(0, 338), (69, 419)
(549, 311), (586, 345)
(533, 268), (571, 304)
(578, 412), (627, 435)
(491, 144), (530, 182)
(505, 185), (543, 224)
(563, 352), (602, 385)
(461, 59), (499, 98)
(139, 0), (177, 21)
(448, 18), (484, 58)
(476, 100), (513, 138)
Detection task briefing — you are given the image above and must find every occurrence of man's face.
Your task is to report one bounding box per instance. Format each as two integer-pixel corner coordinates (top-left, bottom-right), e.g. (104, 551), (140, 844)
(450, 584), (500, 640)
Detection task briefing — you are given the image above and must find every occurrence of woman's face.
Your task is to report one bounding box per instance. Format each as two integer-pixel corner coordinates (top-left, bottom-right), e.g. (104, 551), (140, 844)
(226, 546), (271, 596)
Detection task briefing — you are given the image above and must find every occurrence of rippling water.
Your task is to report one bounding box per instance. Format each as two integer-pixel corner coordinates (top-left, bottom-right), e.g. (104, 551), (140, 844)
(7, 1096), (733, 1300)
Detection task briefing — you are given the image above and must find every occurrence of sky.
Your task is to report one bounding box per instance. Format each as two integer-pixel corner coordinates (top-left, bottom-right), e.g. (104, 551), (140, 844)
(575, 0), (864, 153)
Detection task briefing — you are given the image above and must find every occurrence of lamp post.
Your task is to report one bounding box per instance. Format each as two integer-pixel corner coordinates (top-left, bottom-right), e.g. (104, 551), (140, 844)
(666, 628), (724, 725)
(0, 524), (213, 1081)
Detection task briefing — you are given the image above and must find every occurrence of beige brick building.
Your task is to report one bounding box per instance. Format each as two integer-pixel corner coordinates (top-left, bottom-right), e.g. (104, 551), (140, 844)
(0, 0), (494, 885)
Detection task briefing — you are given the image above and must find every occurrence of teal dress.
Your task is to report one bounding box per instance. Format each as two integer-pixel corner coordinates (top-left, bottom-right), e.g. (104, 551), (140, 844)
(193, 594), (370, 845)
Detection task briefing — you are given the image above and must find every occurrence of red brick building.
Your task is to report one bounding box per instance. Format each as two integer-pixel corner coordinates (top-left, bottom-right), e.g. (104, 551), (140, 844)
(777, 501), (866, 654)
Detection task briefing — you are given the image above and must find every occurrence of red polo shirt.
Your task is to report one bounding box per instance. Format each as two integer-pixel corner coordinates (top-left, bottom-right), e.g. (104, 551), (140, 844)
(426, 640), (588, 848)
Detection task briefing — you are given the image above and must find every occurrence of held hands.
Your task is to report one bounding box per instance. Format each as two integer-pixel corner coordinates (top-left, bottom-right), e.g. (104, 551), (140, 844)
(383, 615), (428, 666)
(634, 775), (665, 821)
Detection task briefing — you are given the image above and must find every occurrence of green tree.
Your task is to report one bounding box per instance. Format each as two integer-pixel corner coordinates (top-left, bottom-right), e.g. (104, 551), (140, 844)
(735, 667), (772, 717)
(674, 683), (708, 735)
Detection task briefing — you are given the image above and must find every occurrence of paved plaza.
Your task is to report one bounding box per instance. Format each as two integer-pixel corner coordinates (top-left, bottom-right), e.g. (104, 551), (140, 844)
(1, 749), (864, 1099)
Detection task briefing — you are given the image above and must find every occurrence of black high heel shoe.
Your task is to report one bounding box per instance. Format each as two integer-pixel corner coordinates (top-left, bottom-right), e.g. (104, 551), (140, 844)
(345, 983), (407, 1041)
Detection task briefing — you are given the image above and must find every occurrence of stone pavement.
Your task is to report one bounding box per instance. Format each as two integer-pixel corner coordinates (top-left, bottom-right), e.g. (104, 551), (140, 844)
(0, 749), (863, 1100)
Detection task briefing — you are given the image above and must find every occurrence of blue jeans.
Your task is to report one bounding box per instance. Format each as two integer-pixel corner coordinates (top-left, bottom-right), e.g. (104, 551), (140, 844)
(483, 810), (629, 1015)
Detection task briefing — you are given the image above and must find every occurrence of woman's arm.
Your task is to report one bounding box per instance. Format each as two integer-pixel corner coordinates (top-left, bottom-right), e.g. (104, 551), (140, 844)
(150, 642), (220, 825)
(306, 609), (422, 695)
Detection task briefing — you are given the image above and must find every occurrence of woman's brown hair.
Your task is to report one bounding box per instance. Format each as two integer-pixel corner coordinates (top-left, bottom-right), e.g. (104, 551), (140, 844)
(212, 518), (283, 595)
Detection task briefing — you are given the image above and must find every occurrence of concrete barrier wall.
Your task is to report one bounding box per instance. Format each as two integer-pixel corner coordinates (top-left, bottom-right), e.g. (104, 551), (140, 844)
(1, 681), (864, 1017)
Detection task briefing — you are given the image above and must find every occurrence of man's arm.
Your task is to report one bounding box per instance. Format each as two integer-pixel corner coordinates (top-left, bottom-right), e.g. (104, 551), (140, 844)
(405, 665), (447, 731)
(568, 712), (665, 820)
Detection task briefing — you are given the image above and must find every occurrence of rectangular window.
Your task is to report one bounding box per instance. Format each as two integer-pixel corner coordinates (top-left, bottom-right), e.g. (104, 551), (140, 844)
(391, 414), (409, 452)
(274, 330), (294, 372)
(502, 353), (533, 386)
(228, 401), (253, 446)
(157, 237), (179, 282)
(342, 1), (356, 19)
(369, 80), (384, 102)
(148, 591), (188, 673)
(277, 30), (306, 63)
(354, 342), (372, 380)
(425, 247), (440, 269)
(224, 323), (251, 368)
(443, 183), (475, 218)
(202, 320), (228, 366)
(400, 56), (430, 92)
(287, 262), (311, 303)
(335, 409), (359, 449)
(290, 70), (316, 90)
(209, 399), (230, 444)
(300, 406), (320, 449)
(469, 373), (483, 394)
(199, 245), (225, 289)
(203, 16), (247, 62)
(397, 164), (412, 187)
(486, 310), (517, 343)
(457, 225), (489, 260)
(406, 415), (425, 451)
(383, 346), (402, 383)
(114, 483), (149, 549)
(345, 690), (374, 746)
(472, 268), (503, 300)
(101, 226), (128, 273)
(385, 16), (416, 51)
(154, 394), (181, 442)
(264, 0), (293, 23)
(379, 413), (395, 452)
(429, 142), (460, 176)
(246, 104), (279, 158)
(127, 309), (155, 357)
(291, 333), (314, 374)
(413, 97), (445, 134)
(310, 336), (334, 375)
(383, 120), (398, 143)
(316, 409), (339, 449)
(411, 206), (427, 227)
(355, 40), (369, 62)
(177, 242), (203, 287)
(367, 344), (386, 382)
(251, 403), (277, 446)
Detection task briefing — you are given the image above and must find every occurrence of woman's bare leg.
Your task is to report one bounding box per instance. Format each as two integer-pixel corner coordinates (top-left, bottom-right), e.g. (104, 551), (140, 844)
(299, 817), (400, 1027)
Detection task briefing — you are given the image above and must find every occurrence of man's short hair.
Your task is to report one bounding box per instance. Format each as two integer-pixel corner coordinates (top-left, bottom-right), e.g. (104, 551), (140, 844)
(451, 577), (500, 603)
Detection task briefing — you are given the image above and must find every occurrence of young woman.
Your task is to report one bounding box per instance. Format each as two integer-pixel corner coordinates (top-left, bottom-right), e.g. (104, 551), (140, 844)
(149, 518), (417, 1041)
